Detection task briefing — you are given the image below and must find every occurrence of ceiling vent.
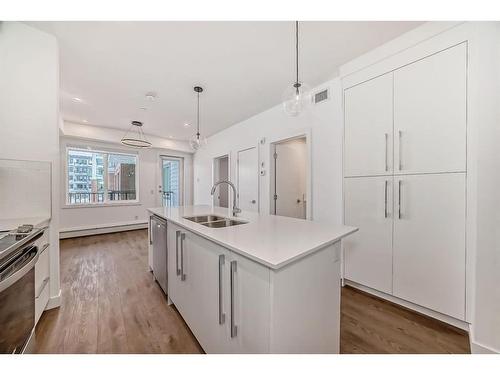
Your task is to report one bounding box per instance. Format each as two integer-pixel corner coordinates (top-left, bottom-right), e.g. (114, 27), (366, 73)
(313, 88), (329, 104)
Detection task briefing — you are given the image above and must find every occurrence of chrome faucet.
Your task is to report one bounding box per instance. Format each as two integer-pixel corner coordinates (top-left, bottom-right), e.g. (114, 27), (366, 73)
(211, 180), (242, 217)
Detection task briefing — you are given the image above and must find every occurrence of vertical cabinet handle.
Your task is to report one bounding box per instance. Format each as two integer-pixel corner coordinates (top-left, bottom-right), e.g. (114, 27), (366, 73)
(384, 133), (389, 172)
(175, 230), (181, 276)
(218, 254), (226, 325)
(398, 130), (403, 171)
(149, 217), (153, 245)
(398, 180), (402, 219)
(180, 232), (186, 281)
(230, 260), (238, 338)
(384, 180), (388, 218)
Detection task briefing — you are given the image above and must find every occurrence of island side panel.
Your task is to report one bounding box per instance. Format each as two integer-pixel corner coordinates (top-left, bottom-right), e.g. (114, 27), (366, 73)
(269, 241), (342, 353)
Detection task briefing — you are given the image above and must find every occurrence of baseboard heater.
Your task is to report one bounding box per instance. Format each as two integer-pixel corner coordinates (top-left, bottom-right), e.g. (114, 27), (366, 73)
(60, 221), (148, 239)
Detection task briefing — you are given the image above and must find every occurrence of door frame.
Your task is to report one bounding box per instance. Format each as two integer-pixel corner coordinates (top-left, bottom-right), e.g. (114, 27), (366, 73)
(159, 155), (185, 207)
(236, 146), (260, 213)
(212, 153), (230, 207)
(268, 129), (312, 220)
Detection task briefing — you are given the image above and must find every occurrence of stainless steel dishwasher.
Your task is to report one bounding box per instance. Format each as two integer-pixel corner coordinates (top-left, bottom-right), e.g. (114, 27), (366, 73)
(151, 215), (168, 295)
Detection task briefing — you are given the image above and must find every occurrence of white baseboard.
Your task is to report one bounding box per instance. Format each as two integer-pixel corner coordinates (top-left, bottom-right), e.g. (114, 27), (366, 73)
(46, 289), (61, 310)
(344, 279), (469, 331)
(60, 221), (147, 239)
(470, 341), (499, 354)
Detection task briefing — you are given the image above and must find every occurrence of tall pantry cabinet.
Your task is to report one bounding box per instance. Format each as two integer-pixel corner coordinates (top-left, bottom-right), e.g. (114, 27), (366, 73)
(343, 43), (467, 321)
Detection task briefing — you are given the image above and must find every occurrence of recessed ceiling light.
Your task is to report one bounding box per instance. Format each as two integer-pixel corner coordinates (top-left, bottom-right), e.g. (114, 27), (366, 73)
(139, 107), (147, 111)
(82, 119), (88, 123)
(169, 135), (174, 139)
(183, 123), (191, 128)
(145, 92), (157, 101)
(72, 97), (83, 103)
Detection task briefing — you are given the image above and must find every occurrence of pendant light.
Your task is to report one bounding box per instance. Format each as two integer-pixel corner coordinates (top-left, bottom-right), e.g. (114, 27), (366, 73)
(283, 21), (311, 116)
(189, 86), (207, 151)
(121, 121), (152, 148)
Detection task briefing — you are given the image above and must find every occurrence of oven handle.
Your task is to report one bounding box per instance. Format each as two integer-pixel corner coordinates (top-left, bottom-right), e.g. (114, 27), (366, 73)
(0, 246), (39, 293)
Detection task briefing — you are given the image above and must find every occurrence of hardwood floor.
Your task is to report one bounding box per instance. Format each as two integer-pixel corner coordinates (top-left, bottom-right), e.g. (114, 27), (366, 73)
(35, 229), (470, 354)
(35, 230), (203, 354)
(340, 285), (470, 354)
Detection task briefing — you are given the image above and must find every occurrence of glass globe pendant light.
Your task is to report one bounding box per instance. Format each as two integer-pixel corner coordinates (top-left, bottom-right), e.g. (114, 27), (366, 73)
(189, 86), (207, 151)
(283, 21), (311, 116)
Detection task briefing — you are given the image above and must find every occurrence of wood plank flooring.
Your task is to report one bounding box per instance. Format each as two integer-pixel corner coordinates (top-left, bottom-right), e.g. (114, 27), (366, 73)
(35, 229), (469, 354)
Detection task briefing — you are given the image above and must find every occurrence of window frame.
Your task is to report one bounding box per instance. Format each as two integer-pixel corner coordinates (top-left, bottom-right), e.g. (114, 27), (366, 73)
(64, 145), (140, 208)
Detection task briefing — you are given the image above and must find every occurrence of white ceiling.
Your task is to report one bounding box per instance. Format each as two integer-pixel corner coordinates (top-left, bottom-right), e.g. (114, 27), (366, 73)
(28, 21), (422, 140)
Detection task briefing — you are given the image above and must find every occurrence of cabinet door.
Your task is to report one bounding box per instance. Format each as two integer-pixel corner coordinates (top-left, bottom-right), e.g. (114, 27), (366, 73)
(181, 232), (228, 353)
(224, 252), (270, 353)
(344, 73), (393, 177)
(394, 43), (466, 174)
(393, 173), (466, 319)
(344, 176), (393, 294)
(167, 223), (183, 307)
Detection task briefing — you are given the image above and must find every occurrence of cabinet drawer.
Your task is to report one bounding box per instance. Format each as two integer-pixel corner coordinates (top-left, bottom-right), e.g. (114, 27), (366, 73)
(35, 280), (50, 325)
(35, 243), (50, 295)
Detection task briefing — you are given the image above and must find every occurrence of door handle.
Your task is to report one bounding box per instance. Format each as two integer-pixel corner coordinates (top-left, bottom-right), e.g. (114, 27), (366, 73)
(230, 260), (238, 338)
(218, 254), (225, 325)
(384, 180), (388, 218)
(175, 230), (181, 276)
(180, 232), (186, 281)
(384, 133), (389, 172)
(398, 180), (402, 219)
(149, 217), (153, 245)
(398, 130), (403, 171)
(251, 200), (256, 204)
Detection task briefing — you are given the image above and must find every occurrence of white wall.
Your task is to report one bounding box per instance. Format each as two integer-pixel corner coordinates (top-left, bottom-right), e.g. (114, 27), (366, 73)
(59, 136), (193, 232)
(0, 22), (61, 304)
(194, 78), (343, 224)
(469, 22), (500, 354)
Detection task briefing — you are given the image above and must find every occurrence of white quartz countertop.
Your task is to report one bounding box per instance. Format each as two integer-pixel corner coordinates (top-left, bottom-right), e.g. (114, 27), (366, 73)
(0, 216), (51, 232)
(147, 205), (357, 270)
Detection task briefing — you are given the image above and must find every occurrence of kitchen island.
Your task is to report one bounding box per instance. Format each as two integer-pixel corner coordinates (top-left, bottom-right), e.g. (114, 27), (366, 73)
(147, 205), (357, 353)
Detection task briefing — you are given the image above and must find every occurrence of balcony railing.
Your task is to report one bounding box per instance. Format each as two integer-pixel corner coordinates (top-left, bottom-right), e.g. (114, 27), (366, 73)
(68, 190), (136, 204)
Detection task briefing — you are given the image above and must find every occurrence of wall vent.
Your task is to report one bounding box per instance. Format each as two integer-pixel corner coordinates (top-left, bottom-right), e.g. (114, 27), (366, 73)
(313, 88), (329, 104)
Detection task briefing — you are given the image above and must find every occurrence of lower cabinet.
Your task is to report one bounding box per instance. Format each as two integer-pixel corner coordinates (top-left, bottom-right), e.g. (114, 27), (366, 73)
(34, 232), (50, 325)
(167, 222), (341, 353)
(344, 172), (466, 320)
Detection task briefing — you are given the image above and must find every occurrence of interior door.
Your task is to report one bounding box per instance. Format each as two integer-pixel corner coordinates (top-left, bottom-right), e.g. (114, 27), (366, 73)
(344, 176), (394, 294)
(394, 43), (466, 175)
(237, 147), (258, 212)
(213, 156), (229, 208)
(273, 138), (307, 219)
(160, 156), (183, 207)
(344, 72), (393, 177)
(393, 173), (466, 319)
(223, 251), (270, 353)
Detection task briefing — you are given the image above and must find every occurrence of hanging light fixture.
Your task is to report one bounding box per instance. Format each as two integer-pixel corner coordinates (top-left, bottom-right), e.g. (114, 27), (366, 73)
(283, 21), (311, 116)
(189, 86), (207, 151)
(120, 121), (152, 148)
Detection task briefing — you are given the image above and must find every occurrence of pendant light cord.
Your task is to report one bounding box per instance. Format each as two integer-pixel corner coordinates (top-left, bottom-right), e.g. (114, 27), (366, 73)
(196, 91), (200, 139)
(295, 20), (299, 86)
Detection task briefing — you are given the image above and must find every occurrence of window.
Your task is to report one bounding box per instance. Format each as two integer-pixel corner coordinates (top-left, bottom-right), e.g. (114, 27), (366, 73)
(66, 148), (138, 205)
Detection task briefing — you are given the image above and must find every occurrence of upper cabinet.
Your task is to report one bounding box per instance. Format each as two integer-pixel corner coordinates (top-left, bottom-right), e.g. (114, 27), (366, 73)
(344, 73), (394, 177)
(394, 43), (467, 175)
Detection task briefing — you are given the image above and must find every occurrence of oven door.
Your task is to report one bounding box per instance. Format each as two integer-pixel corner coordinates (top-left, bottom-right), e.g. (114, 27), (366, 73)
(0, 245), (38, 354)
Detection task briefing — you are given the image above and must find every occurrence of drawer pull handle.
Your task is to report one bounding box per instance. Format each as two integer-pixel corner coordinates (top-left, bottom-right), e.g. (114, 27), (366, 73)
(35, 277), (50, 299)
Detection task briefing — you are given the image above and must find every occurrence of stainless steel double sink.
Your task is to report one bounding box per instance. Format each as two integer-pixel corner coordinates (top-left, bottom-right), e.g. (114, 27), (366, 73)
(183, 215), (248, 228)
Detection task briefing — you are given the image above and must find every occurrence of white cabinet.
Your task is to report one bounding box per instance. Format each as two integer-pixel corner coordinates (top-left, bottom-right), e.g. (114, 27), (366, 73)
(394, 43), (466, 175)
(343, 43), (468, 322)
(344, 176), (393, 294)
(34, 230), (50, 325)
(222, 251), (270, 353)
(166, 222), (341, 353)
(393, 173), (466, 319)
(344, 72), (393, 177)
